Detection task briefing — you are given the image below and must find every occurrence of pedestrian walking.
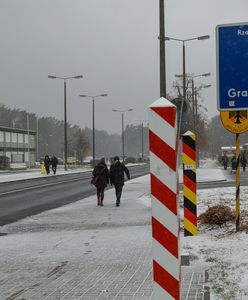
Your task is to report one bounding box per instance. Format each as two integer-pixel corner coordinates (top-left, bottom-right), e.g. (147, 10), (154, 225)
(222, 153), (228, 170)
(44, 155), (50, 175)
(241, 155), (247, 172)
(51, 156), (58, 174)
(92, 157), (109, 206)
(110, 156), (130, 207)
(231, 155), (236, 174)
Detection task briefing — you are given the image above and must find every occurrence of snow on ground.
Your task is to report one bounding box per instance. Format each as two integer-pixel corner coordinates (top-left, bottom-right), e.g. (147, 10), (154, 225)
(0, 163), (146, 183)
(0, 168), (92, 183)
(181, 186), (248, 300)
(1, 159), (246, 299)
(138, 173), (248, 299)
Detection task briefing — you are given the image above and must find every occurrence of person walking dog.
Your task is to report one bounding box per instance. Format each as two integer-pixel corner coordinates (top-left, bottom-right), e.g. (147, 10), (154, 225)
(110, 156), (130, 207)
(92, 157), (109, 206)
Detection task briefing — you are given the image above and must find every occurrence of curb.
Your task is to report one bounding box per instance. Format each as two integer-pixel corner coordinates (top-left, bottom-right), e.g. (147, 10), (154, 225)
(0, 170), (92, 185)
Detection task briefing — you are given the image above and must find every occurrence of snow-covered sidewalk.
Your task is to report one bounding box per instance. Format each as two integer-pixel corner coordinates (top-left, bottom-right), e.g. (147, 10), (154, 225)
(0, 175), (153, 300)
(1, 161), (247, 299)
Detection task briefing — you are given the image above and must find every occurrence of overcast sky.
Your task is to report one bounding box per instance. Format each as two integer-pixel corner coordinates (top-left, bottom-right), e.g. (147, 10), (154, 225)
(0, 0), (247, 134)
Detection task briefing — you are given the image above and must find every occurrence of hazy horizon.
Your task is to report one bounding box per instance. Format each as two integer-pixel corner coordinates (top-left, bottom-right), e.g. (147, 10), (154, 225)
(1, 0), (248, 133)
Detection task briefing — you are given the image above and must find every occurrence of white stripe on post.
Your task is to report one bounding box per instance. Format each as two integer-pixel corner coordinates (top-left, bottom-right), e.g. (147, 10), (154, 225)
(150, 152), (177, 193)
(149, 97), (180, 300)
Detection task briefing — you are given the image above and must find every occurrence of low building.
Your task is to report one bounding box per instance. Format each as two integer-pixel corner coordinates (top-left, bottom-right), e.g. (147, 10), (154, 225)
(0, 126), (36, 167)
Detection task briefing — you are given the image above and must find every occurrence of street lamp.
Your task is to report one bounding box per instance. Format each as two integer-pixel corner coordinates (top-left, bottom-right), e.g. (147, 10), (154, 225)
(135, 120), (148, 161)
(112, 109), (133, 163)
(48, 74), (83, 171)
(195, 84), (211, 166)
(175, 72), (211, 133)
(79, 94), (107, 166)
(165, 35), (210, 108)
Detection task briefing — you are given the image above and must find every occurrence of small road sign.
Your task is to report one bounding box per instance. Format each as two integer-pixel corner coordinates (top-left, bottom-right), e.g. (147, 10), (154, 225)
(216, 22), (248, 111)
(184, 164), (195, 170)
(220, 110), (248, 133)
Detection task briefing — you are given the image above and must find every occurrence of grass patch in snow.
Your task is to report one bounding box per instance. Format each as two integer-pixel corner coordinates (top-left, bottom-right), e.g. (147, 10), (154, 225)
(199, 205), (235, 226)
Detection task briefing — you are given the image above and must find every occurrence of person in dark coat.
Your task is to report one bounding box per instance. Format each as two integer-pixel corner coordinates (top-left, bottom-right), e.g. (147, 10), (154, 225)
(110, 156), (130, 207)
(51, 156), (58, 174)
(92, 157), (109, 206)
(222, 153), (228, 170)
(241, 155), (247, 172)
(231, 155), (236, 174)
(44, 155), (50, 175)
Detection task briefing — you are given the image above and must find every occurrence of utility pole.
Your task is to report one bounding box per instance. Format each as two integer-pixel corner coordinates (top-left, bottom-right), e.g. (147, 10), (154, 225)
(195, 89), (199, 167)
(64, 80), (67, 171)
(27, 114), (30, 168)
(122, 112), (124, 163)
(159, 0), (166, 97)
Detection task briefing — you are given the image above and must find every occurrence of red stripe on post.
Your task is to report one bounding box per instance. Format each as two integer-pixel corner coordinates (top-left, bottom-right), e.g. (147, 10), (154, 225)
(183, 174), (196, 193)
(151, 106), (176, 127)
(151, 173), (177, 215)
(153, 260), (180, 300)
(152, 217), (178, 258)
(149, 130), (176, 171)
(184, 207), (197, 226)
(183, 142), (196, 161)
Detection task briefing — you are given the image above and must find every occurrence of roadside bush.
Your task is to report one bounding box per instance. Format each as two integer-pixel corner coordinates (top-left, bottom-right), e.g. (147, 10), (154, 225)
(199, 205), (235, 225)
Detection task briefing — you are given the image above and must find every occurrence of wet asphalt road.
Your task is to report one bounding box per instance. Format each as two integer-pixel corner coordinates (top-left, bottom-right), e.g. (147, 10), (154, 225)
(0, 164), (150, 226)
(1, 164), (247, 226)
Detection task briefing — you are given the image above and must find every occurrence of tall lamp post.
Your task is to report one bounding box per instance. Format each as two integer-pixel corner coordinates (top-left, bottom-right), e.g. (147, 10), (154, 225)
(79, 94), (108, 166)
(165, 35), (210, 107)
(195, 84), (211, 166)
(48, 74), (83, 171)
(175, 72), (211, 133)
(135, 119), (148, 161)
(112, 109), (133, 163)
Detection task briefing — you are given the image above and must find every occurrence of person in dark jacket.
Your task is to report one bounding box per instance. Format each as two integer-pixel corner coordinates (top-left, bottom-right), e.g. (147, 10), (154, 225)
(222, 153), (228, 170)
(44, 155), (50, 175)
(231, 155), (236, 174)
(92, 157), (109, 206)
(51, 156), (58, 174)
(241, 155), (247, 172)
(110, 156), (130, 207)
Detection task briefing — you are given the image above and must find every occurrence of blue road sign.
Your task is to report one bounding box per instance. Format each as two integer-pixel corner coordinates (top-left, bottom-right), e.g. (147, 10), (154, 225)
(216, 22), (248, 111)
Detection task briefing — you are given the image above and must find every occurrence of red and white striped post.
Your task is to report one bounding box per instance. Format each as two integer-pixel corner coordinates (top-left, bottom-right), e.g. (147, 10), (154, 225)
(149, 97), (180, 300)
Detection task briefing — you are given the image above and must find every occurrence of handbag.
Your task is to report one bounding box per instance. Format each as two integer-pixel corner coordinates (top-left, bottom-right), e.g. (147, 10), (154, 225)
(91, 176), (98, 186)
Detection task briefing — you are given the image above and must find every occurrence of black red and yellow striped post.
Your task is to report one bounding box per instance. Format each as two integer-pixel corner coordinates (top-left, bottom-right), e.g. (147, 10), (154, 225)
(183, 131), (197, 236)
(236, 133), (240, 231)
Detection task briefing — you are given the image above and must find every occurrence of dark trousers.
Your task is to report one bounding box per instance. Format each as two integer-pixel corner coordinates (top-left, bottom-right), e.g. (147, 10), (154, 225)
(45, 165), (50, 174)
(114, 185), (123, 204)
(97, 187), (105, 205)
(52, 164), (57, 174)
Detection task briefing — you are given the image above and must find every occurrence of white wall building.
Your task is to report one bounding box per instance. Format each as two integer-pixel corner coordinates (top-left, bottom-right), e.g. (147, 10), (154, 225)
(0, 126), (36, 166)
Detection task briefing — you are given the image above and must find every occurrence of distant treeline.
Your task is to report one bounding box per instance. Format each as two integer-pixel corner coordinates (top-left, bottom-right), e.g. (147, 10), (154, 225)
(0, 104), (148, 161)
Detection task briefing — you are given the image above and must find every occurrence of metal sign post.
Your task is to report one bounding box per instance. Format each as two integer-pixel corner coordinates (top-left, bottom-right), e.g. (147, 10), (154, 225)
(220, 110), (248, 231)
(236, 133), (240, 231)
(217, 22), (248, 231)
